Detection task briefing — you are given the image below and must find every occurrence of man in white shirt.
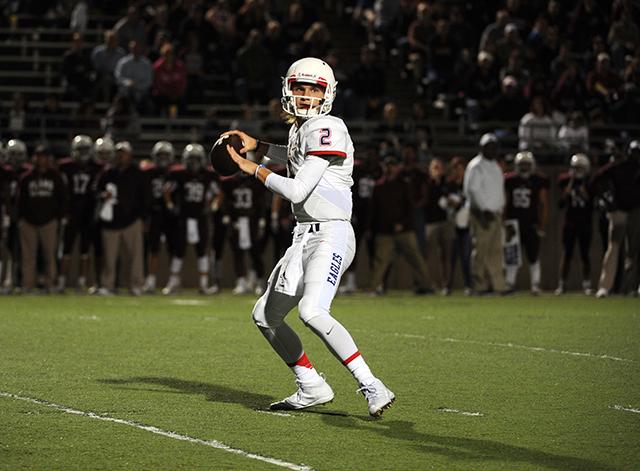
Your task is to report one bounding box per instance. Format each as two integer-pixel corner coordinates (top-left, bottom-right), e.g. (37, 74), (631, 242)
(221, 57), (395, 418)
(463, 133), (507, 293)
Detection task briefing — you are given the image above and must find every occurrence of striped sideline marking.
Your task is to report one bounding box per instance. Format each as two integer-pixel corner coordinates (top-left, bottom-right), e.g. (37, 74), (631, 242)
(437, 407), (484, 417)
(382, 331), (631, 363)
(610, 405), (640, 414)
(0, 391), (312, 471)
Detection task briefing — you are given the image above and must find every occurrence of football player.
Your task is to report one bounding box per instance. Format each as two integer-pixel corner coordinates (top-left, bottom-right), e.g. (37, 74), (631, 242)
(0, 142), (7, 286)
(141, 140), (176, 293)
(163, 143), (216, 295)
(223, 57), (395, 417)
(2, 139), (29, 293)
(555, 154), (593, 295)
(57, 135), (105, 293)
(504, 151), (549, 294)
(220, 171), (268, 295)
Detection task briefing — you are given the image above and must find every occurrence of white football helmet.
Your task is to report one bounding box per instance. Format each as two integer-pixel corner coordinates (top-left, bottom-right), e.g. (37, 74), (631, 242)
(151, 140), (175, 168)
(94, 136), (115, 162)
(71, 134), (94, 162)
(281, 57), (337, 118)
(570, 153), (590, 179)
(6, 139), (27, 166)
(514, 151), (536, 178)
(182, 143), (206, 172)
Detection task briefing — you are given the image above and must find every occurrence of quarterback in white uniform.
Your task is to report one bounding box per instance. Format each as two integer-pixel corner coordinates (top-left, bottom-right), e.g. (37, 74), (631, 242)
(223, 57), (395, 417)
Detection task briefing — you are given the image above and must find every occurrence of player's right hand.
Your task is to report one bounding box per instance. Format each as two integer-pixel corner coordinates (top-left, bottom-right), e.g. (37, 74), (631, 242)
(221, 130), (257, 154)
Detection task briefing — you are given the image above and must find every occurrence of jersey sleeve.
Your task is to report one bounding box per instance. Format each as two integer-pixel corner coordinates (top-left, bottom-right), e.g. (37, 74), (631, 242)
(303, 119), (348, 160)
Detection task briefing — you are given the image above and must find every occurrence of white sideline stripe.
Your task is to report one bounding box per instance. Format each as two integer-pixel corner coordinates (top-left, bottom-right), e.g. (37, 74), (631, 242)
(611, 405), (640, 414)
(440, 337), (632, 363)
(0, 391), (313, 471)
(171, 299), (209, 306)
(363, 330), (632, 363)
(255, 409), (294, 418)
(437, 407), (484, 417)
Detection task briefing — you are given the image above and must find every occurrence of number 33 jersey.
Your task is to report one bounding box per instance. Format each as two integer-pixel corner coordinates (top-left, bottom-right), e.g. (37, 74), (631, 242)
(286, 115), (354, 223)
(504, 172), (549, 226)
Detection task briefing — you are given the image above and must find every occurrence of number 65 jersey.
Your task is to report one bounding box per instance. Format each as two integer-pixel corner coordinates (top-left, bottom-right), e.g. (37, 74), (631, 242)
(504, 171), (549, 226)
(285, 115), (354, 223)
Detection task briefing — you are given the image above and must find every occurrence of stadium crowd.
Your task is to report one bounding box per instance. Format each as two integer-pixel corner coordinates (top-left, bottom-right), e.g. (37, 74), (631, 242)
(0, 0), (639, 296)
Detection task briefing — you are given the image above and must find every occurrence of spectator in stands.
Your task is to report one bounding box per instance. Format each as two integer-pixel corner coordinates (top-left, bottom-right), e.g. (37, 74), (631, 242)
(550, 41), (573, 81)
(569, 0), (610, 53)
(344, 45), (386, 119)
(40, 94), (67, 132)
(96, 141), (147, 296)
(301, 21), (332, 59)
(479, 9), (509, 53)
(178, 4), (218, 57)
(543, 0), (567, 30)
(423, 157), (454, 295)
(368, 155), (431, 295)
(180, 32), (205, 103)
(145, 4), (172, 49)
(466, 51), (500, 123)
(92, 30), (126, 103)
(234, 29), (274, 105)
(496, 23), (524, 66)
(591, 140), (640, 297)
(114, 40), (153, 114)
(499, 49), (530, 95)
(263, 20), (288, 77)
(236, 0), (270, 36)
(447, 156), (472, 295)
(608, 7), (640, 70)
(8, 92), (26, 138)
(17, 145), (66, 293)
(427, 19), (461, 98)
(282, 1), (309, 57)
(612, 82), (640, 125)
(375, 102), (404, 150)
(463, 133), (507, 294)
(152, 43), (187, 116)
(586, 52), (623, 112)
(61, 32), (94, 104)
(518, 96), (558, 151)
(407, 2), (435, 62)
(200, 106), (221, 143)
(113, 6), (146, 50)
(558, 111), (589, 153)
(551, 61), (586, 114)
(490, 75), (528, 123)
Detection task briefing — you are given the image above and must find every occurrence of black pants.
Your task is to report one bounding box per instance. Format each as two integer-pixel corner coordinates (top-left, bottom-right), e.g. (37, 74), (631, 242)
(561, 220), (591, 281)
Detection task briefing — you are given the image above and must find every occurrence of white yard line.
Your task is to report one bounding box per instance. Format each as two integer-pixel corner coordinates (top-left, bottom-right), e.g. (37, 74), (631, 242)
(436, 407), (484, 417)
(255, 409), (295, 418)
(170, 299), (209, 306)
(440, 337), (632, 363)
(356, 329), (632, 363)
(610, 405), (640, 414)
(0, 391), (312, 471)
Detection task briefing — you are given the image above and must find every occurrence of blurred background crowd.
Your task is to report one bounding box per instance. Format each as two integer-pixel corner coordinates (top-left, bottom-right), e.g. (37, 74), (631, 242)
(0, 0), (638, 296)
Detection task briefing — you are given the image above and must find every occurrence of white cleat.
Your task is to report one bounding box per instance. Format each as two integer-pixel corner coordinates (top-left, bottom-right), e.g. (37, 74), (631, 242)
(531, 284), (541, 296)
(596, 288), (608, 298)
(232, 277), (250, 295)
(357, 379), (396, 418)
(199, 284), (219, 295)
(162, 278), (181, 295)
(270, 379), (334, 411)
(554, 286), (564, 296)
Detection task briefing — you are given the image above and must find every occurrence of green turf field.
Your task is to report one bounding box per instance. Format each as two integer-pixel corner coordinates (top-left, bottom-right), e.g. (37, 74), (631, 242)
(1, 293), (638, 470)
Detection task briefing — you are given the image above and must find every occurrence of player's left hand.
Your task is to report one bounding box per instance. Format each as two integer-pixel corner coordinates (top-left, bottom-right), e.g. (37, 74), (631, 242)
(227, 144), (258, 176)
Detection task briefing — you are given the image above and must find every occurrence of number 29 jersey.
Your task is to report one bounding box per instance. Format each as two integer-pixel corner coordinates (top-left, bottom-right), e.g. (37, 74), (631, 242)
(286, 115), (354, 223)
(504, 172), (549, 226)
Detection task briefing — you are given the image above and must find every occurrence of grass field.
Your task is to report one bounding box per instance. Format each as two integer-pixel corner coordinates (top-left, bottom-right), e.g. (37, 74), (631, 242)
(1, 292), (639, 470)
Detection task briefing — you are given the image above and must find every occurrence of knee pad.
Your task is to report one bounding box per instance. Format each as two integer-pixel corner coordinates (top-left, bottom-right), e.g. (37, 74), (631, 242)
(251, 295), (269, 328)
(298, 296), (329, 325)
(303, 313), (337, 335)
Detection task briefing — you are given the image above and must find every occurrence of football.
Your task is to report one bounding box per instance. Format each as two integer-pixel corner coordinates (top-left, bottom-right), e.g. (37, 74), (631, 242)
(209, 134), (244, 176)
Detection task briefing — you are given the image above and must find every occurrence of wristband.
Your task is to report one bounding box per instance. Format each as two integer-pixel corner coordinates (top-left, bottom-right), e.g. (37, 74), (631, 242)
(254, 164), (265, 178)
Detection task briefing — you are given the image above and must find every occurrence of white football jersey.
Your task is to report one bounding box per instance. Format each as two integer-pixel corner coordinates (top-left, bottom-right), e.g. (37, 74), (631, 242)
(286, 115), (354, 222)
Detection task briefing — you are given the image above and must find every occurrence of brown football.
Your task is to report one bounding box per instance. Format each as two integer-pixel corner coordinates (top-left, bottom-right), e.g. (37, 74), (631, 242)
(209, 134), (244, 176)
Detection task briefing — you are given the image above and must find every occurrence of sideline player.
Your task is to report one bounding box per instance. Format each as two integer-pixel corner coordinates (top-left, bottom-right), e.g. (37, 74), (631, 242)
(222, 57), (395, 417)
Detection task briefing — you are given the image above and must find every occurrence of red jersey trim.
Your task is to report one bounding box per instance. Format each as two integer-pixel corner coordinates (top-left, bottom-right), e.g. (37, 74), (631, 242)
(307, 150), (347, 158)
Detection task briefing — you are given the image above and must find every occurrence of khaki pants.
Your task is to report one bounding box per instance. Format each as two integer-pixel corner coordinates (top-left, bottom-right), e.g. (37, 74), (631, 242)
(101, 219), (144, 291)
(19, 219), (59, 291)
(425, 221), (454, 290)
(598, 211), (627, 292)
(469, 212), (505, 292)
(370, 231), (430, 291)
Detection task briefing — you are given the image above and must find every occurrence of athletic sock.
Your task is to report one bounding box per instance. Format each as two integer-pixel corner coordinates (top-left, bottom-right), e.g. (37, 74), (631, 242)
(505, 265), (517, 287)
(145, 274), (156, 289)
(288, 352), (323, 386)
(529, 261), (541, 287)
(344, 353), (375, 386)
(199, 274), (208, 290)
